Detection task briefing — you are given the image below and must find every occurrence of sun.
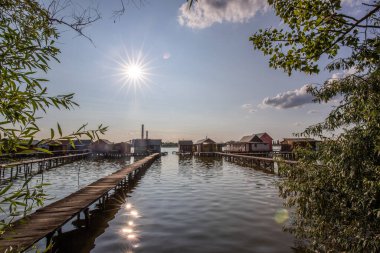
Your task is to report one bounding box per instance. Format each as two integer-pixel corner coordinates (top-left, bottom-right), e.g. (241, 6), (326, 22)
(124, 63), (146, 82)
(114, 49), (152, 93)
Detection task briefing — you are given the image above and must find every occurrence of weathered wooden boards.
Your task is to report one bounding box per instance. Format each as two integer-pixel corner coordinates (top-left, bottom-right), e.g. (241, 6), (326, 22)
(0, 153), (159, 253)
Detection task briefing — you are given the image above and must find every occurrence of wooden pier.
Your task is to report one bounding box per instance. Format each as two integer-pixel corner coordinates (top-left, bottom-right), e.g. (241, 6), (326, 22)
(194, 152), (218, 157)
(0, 153), (160, 252)
(0, 152), (90, 182)
(216, 152), (297, 173)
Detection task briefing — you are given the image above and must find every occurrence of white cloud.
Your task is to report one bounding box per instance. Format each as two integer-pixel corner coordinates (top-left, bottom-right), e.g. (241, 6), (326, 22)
(241, 103), (257, 114)
(241, 103), (253, 109)
(307, 109), (320, 114)
(328, 67), (358, 83)
(260, 84), (315, 109)
(178, 0), (268, 29)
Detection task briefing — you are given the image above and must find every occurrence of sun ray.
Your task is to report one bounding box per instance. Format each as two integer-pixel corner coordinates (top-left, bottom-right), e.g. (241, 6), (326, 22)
(113, 48), (152, 95)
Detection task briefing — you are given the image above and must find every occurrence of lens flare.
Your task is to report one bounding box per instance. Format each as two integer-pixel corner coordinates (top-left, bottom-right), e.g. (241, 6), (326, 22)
(274, 208), (289, 224)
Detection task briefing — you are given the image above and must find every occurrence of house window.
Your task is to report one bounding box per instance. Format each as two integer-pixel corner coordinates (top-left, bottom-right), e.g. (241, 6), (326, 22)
(254, 144), (257, 148)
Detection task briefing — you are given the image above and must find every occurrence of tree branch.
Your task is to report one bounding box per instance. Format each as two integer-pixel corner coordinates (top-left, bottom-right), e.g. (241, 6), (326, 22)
(315, 5), (380, 58)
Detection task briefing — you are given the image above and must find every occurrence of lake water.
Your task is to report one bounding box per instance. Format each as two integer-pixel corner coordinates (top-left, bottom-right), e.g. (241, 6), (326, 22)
(0, 157), (134, 222)
(4, 148), (298, 252)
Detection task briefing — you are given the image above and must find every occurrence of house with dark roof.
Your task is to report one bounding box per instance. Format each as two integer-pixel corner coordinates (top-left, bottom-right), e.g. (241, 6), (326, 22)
(225, 132), (273, 153)
(178, 140), (193, 153)
(48, 139), (71, 152)
(113, 142), (132, 154)
(194, 138), (222, 153)
(71, 139), (92, 151)
(131, 125), (162, 154)
(91, 139), (114, 153)
(280, 138), (319, 152)
(132, 139), (162, 154)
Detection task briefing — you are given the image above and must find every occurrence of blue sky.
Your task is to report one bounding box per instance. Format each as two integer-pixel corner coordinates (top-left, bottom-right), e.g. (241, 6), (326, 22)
(36, 0), (346, 142)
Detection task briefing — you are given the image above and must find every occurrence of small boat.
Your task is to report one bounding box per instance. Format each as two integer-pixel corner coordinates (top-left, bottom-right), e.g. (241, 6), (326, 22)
(161, 152), (168, 156)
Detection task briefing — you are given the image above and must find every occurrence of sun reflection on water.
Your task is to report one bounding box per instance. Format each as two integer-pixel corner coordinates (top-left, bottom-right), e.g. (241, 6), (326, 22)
(119, 202), (141, 251)
(130, 210), (139, 218)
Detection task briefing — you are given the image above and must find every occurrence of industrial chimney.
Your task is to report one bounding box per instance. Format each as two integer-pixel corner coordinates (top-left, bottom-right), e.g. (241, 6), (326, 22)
(146, 130), (149, 140)
(141, 124), (144, 139)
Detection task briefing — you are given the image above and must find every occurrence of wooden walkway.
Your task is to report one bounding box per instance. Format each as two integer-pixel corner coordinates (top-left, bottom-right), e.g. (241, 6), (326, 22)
(215, 152), (297, 173)
(0, 153), (160, 253)
(0, 152), (90, 182)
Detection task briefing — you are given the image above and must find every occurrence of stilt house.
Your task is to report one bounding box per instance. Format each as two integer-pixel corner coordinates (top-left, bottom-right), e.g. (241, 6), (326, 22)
(91, 139), (114, 153)
(178, 140), (193, 153)
(194, 138), (222, 153)
(225, 132), (273, 152)
(280, 138), (319, 151)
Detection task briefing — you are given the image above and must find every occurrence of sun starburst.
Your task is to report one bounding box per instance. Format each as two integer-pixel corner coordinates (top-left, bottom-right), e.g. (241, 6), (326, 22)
(115, 49), (152, 93)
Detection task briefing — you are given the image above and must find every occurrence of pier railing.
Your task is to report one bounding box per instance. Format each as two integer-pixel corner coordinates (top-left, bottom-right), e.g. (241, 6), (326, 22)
(217, 152), (297, 173)
(192, 152), (297, 173)
(0, 152), (90, 182)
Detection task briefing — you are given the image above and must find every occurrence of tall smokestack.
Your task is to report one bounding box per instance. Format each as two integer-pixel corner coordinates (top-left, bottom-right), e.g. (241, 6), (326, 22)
(141, 124), (144, 139)
(146, 130), (149, 140)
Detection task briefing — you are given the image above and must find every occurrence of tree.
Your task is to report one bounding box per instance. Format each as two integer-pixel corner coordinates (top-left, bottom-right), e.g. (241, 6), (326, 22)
(0, 0), (106, 242)
(250, 0), (380, 251)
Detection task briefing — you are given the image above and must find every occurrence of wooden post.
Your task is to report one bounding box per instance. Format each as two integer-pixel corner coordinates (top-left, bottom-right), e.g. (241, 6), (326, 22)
(84, 208), (90, 227)
(46, 231), (54, 251)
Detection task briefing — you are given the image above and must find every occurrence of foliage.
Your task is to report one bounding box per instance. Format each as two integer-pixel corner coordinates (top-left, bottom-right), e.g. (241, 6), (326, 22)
(0, 0), (107, 246)
(250, 0), (380, 75)
(0, 0), (106, 154)
(250, 0), (380, 251)
(0, 178), (48, 233)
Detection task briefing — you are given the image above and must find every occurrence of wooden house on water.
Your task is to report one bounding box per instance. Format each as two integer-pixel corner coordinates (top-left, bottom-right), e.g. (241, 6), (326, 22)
(71, 139), (92, 151)
(132, 139), (162, 154)
(194, 138), (222, 153)
(178, 140), (193, 153)
(113, 142), (132, 155)
(147, 139), (162, 153)
(91, 139), (114, 153)
(48, 139), (71, 153)
(280, 138), (319, 152)
(132, 125), (162, 154)
(225, 132), (273, 153)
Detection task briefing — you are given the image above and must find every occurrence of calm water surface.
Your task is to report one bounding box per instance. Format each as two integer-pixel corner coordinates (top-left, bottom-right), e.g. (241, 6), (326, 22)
(4, 149), (297, 252)
(0, 157), (134, 222)
(67, 148), (296, 253)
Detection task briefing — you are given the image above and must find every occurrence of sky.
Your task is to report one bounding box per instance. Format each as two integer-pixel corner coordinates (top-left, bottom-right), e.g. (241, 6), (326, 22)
(35, 0), (356, 142)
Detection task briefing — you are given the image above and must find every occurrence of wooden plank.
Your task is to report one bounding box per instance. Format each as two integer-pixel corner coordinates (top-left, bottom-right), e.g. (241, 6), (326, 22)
(0, 153), (159, 252)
